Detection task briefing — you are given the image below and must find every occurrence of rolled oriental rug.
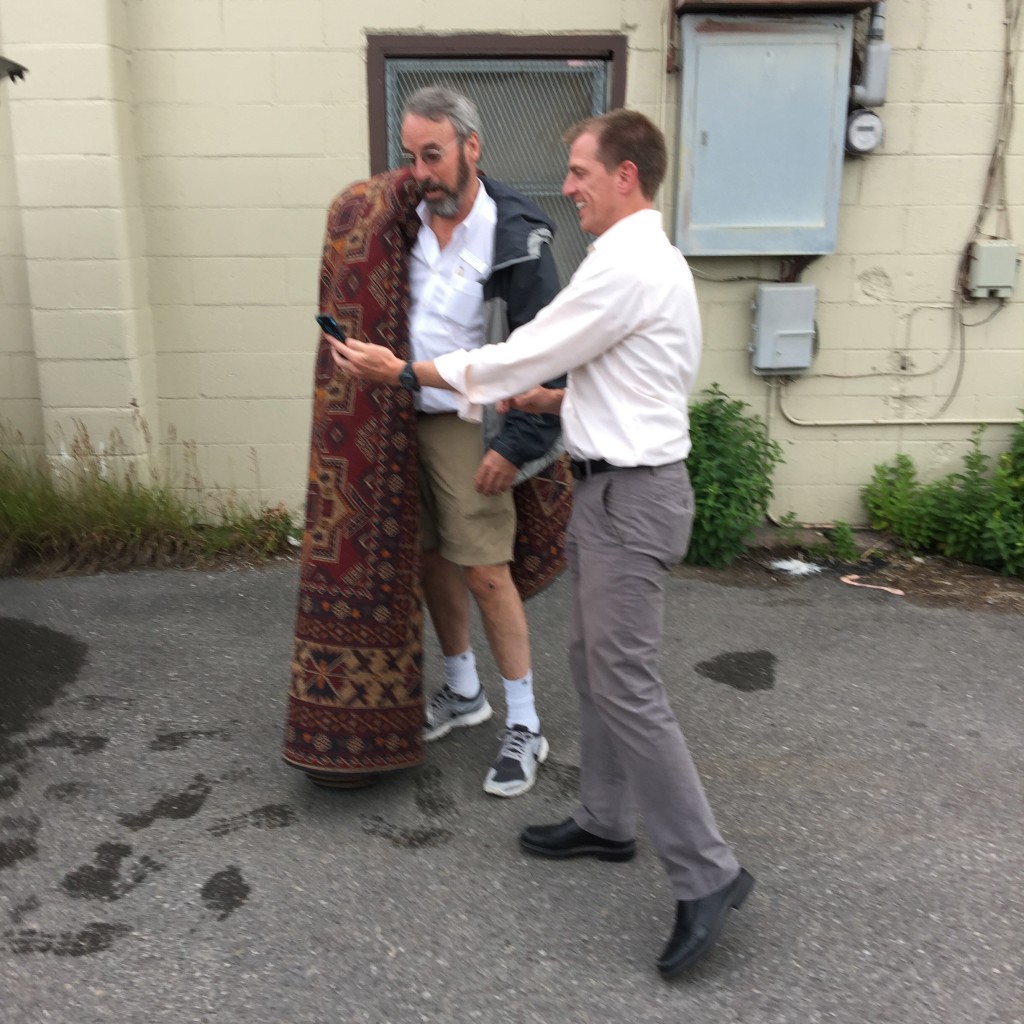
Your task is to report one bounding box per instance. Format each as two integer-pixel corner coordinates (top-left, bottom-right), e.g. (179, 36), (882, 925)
(283, 168), (571, 788)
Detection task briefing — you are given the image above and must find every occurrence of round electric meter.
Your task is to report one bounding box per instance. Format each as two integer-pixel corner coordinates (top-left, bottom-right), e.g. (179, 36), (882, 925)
(845, 109), (885, 155)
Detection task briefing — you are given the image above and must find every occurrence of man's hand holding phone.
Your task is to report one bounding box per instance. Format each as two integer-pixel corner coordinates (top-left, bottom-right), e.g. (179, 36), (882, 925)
(320, 314), (401, 384)
(319, 314), (448, 392)
(316, 314), (347, 341)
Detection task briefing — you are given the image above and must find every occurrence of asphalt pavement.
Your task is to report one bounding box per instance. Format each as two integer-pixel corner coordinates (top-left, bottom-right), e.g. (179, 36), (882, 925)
(0, 560), (1021, 1024)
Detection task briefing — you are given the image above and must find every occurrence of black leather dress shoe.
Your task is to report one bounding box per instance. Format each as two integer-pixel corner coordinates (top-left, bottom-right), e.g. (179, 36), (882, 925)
(519, 819), (636, 862)
(656, 867), (754, 978)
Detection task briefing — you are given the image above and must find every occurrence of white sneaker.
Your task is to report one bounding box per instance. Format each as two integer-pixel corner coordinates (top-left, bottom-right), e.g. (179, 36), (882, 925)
(483, 725), (549, 798)
(423, 685), (493, 742)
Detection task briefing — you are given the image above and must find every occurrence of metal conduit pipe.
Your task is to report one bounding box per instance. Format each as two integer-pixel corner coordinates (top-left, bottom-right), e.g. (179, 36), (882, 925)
(775, 385), (1021, 429)
(867, 1), (887, 39)
(853, 2), (891, 107)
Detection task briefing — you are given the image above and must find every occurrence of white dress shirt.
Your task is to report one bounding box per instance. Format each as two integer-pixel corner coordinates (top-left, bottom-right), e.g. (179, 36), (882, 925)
(408, 184), (497, 413)
(434, 209), (702, 465)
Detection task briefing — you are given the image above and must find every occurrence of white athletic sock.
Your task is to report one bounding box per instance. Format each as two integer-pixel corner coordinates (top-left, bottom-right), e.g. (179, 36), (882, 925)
(502, 670), (540, 733)
(443, 649), (480, 699)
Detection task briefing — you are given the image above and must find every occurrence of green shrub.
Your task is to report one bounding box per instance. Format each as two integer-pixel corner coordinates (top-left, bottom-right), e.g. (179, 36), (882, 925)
(863, 454), (937, 551)
(687, 384), (784, 567)
(825, 519), (860, 564)
(862, 419), (1024, 578)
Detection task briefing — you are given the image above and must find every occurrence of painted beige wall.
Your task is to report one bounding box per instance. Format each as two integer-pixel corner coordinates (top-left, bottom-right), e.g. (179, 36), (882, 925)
(1, 0), (1021, 523)
(1, 0), (159, 478)
(750, 1), (1024, 521)
(0, 18), (41, 451)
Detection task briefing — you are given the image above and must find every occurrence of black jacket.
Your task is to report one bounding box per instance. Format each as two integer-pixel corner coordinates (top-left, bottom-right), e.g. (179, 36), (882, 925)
(477, 175), (564, 478)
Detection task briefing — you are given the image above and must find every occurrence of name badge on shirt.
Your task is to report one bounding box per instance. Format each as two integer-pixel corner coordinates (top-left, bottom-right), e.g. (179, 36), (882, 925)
(458, 248), (488, 278)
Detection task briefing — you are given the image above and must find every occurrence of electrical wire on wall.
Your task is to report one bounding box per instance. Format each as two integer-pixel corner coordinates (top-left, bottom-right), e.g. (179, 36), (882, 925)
(957, 0), (1021, 307)
(689, 255), (821, 286)
(691, 264), (784, 285)
(777, 0), (1024, 429)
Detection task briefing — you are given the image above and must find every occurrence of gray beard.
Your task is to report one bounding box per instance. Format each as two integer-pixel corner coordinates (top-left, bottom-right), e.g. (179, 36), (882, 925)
(424, 192), (460, 218)
(423, 148), (471, 219)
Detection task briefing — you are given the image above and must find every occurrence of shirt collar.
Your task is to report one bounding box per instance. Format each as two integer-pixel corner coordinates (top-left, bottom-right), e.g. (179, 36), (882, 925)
(589, 208), (663, 253)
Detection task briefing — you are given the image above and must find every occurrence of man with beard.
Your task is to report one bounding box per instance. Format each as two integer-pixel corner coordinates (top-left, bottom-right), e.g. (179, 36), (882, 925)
(394, 86), (563, 796)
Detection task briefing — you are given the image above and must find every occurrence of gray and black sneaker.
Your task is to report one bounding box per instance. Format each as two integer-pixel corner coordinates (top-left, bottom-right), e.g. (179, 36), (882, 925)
(423, 685), (493, 742)
(483, 725), (549, 798)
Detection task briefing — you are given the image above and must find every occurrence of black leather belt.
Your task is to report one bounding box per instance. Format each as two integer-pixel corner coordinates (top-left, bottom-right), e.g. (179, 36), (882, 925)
(570, 458), (662, 479)
(570, 458), (620, 479)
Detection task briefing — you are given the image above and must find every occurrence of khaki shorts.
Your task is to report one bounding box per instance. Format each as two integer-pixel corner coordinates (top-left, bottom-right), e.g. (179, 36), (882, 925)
(416, 413), (516, 566)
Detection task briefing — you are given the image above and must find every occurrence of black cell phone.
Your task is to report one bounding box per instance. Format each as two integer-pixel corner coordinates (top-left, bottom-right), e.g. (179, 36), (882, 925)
(316, 315), (347, 341)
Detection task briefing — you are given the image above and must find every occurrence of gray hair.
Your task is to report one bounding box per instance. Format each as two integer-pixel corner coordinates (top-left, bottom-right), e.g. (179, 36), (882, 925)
(402, 86), (482, 146)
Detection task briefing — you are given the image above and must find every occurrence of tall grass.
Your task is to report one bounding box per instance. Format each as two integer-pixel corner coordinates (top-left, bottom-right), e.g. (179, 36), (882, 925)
(0, 422), (295, 576)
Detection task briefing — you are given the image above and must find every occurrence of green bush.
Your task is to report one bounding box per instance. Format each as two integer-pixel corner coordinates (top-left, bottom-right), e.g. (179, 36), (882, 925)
(824, 519), (860, 564)
(862, 420), (1024, 578)
(863, 454), (939, 552)
(687, 384), (784, 567)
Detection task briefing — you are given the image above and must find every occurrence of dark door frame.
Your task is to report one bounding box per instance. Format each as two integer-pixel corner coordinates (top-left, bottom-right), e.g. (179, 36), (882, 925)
(366, 34), (628, 173)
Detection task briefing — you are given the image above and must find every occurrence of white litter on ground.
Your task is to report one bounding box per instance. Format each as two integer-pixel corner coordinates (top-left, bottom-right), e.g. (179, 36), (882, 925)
(769, 558), (824, 576)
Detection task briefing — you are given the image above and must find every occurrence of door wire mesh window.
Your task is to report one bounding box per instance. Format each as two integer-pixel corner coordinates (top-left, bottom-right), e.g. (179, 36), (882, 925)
(385, 59), (610, 282)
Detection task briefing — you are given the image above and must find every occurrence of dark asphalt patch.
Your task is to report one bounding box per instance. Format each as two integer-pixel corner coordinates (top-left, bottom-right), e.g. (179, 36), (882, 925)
(0, 816), (40, 871)
(413, 764), (457, 818)
(60, 842), (164, 901)
(360, 814), (453, 849)
(200, 866), (250, 920)
(25, 731), (108, 755)
(207, 803), (297, 837)
(0, 618), (89, 782)
(5, 921), (132, 956)
(148, 729), (231, 751)
(116, 774), (213, 831)
(695, 650), (777, 692)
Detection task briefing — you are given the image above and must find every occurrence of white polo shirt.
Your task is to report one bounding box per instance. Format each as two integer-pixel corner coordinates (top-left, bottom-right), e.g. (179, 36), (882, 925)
(408, 183), (497, 413)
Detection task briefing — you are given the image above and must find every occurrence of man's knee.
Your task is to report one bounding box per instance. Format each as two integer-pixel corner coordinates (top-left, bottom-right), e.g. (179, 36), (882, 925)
(464, 563), (515, 600)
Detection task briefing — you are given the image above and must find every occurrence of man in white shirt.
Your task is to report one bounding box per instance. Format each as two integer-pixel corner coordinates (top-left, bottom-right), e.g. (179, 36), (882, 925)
(397, 88), (564, 798)
(331, 109), (753, 979)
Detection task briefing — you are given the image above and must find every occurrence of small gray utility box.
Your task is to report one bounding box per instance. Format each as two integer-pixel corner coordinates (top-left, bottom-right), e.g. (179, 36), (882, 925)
(751, 283), (817, 376)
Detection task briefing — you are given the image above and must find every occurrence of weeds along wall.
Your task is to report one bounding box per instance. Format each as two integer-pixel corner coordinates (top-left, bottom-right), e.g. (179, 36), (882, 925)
(1, 1), (1022, 522)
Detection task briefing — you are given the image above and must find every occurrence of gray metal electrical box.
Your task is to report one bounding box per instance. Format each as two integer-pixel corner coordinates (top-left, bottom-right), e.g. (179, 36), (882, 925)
(676, 14), (854, 256)
(751, 283), (817, 376)
(968, 240), (1019, 299)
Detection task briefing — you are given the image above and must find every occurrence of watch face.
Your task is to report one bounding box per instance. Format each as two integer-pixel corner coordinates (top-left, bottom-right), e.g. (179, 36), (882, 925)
(400, 362), (419, 390)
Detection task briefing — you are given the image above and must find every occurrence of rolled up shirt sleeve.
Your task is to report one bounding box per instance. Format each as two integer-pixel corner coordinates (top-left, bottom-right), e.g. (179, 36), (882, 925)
(435, 342), (561, 406)
(434, 347), (473, 396)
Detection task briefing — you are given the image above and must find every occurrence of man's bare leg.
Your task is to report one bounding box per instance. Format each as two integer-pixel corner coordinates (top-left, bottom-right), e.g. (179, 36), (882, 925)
(420, 549), (494, 741)
(421, 554), (546, 794)
(466, 563), (540, 732)
(421, 552), (531, 684)
(421, 549), (472, 658)
(463, 563), (530, 682)
(465, 561), (547, 795)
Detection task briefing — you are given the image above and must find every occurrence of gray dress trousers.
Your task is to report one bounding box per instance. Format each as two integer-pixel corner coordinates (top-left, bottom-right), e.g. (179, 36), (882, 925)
(568, 461), (740, 901)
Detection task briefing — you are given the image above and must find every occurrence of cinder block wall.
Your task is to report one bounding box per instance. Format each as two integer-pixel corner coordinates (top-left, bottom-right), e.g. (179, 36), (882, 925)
(753, 4), (1024, 521)
(0, 29), (41, 450)
(2, 0), (159, 477)
(1, 0), (1021, 523)
(129, 0), (353, 507)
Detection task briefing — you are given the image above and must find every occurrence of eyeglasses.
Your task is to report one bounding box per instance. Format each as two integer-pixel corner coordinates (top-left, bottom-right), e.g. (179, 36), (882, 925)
(399, 138), (460, 167)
